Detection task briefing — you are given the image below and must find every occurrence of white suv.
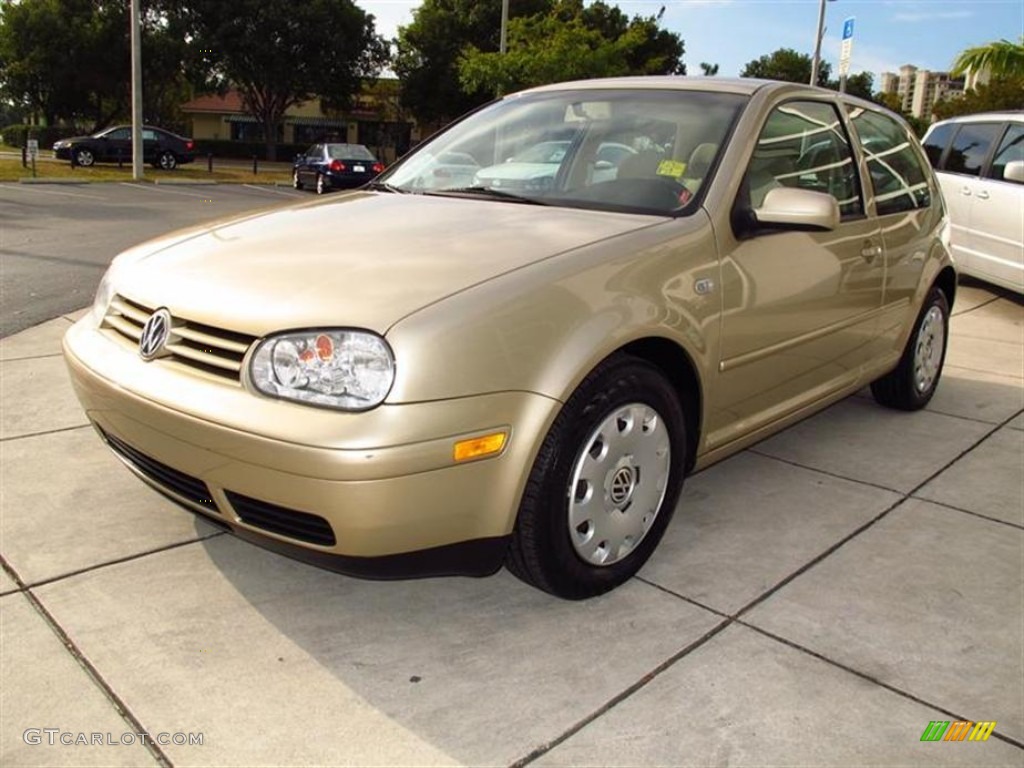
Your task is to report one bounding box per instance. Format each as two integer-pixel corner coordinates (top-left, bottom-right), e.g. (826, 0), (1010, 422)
(922, 112), (1023, 294)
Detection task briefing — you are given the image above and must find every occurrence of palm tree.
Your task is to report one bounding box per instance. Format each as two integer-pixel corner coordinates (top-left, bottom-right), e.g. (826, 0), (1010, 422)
(951, 37), (1024, 80)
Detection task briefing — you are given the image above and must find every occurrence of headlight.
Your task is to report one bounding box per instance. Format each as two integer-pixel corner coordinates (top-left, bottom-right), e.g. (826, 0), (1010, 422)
(248, 330), (395, 411)
(90, 269), (117, 326)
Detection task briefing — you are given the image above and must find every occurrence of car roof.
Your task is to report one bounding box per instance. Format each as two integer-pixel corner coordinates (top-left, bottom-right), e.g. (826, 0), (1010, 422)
(930, 111), (1024, 127)
(519, 76), (832, 98)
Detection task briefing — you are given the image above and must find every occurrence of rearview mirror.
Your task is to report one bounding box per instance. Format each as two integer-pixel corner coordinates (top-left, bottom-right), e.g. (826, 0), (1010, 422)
(755, 187), (839, 231)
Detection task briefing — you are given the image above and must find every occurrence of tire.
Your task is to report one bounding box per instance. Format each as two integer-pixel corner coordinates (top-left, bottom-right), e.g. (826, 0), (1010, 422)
(73, 147), (94, 167)
(315, 173), (327, 195)
(157, 151), (177, 170)
(292, 170), (303, 190)
(871, 285), (950, 411)
(507, 355), (687, 599)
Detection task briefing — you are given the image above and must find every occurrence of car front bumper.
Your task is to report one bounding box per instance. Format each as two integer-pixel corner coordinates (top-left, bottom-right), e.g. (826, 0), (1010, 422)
(62, 318), (560, 577)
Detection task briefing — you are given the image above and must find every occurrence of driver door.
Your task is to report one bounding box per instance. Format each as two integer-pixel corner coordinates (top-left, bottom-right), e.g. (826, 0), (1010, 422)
(708, 99), (885, 449)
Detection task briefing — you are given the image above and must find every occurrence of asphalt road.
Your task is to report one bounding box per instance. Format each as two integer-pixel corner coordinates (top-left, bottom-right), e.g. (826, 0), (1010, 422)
(0, 181), (307, 337)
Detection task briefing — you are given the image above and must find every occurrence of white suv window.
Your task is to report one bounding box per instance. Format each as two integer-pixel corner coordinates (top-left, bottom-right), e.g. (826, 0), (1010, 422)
(945, 123), (1001, 176)
(987, 124), (1024, 183)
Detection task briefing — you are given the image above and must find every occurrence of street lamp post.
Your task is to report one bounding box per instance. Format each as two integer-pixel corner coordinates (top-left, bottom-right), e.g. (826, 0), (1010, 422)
(809, 0), (828, 87)
(500, 0), (509, 54)
(130, 0), (143, 180)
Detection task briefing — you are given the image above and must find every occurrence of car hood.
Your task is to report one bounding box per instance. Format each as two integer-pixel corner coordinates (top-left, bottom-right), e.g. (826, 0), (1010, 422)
(112, 191), (663, 336)
(57, 134), (95, 145)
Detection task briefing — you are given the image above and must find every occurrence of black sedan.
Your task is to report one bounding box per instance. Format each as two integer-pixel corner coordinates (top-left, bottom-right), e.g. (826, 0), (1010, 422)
(53, 125), (195, 170)
(293, 143), (385, 194)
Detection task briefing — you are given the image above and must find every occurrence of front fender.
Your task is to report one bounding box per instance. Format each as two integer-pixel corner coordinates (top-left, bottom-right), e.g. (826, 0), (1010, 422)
(384, 212), (720, 406)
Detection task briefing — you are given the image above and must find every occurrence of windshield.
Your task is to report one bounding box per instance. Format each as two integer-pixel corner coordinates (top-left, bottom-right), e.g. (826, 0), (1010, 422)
(380, 88), (746, 215)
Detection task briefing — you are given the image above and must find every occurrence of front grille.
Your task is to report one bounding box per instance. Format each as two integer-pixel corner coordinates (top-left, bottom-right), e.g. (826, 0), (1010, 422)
(225, 491), (336, 547)
(104, 295), (256, 383)
(103, 430), (216, 509)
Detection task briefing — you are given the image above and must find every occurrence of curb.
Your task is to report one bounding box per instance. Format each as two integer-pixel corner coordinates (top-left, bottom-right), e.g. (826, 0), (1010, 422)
(153, 179), (218, 186)
(18, 178), (89, 184)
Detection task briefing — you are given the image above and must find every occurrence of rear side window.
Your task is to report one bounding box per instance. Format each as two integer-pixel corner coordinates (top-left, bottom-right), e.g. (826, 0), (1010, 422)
(847, 107), (931, 216)
(922, 123), (957, 168)
(945, 123), (1001, 176)
(987, 124), (1024, 182)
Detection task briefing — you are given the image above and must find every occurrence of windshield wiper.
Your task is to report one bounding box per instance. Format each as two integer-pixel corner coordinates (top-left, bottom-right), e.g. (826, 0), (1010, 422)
(364, 180), (406, 194)
(423, 186), (550, 205)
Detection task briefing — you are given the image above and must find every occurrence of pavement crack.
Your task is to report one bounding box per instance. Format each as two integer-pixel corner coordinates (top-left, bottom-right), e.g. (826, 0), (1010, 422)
(24, 532), (228, 590)
(737, 621), (1024, 752)
(7, 565), (175, 766)
(1, 423), (93, 442)
(509, 617), (733, 768)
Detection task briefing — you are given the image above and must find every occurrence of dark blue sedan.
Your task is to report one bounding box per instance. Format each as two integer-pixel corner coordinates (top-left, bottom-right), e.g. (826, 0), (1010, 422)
(292, 143), (385, 194)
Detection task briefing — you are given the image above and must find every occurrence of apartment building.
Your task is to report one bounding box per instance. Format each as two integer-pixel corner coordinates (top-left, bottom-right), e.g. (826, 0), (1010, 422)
(878, 64), (966, 121)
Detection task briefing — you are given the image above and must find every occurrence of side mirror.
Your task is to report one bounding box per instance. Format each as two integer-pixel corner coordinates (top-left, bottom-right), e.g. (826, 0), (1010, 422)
(1003, 159), (1024, 184)
(755, 187), (839, 231)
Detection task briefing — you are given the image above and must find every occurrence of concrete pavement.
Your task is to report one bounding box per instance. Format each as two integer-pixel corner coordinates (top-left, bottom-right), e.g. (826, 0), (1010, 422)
(1, 283), (1022, 766)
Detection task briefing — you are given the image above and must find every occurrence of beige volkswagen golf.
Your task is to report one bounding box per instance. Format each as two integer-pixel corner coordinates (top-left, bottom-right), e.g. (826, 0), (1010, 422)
(64, 77), (955, 599)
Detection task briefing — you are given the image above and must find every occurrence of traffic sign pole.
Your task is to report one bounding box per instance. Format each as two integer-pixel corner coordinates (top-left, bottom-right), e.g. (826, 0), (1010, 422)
(839, 17), (855, 93)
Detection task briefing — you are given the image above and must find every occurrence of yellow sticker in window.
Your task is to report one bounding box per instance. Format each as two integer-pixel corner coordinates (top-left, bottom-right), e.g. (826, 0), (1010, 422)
(656, 160), (686, 178)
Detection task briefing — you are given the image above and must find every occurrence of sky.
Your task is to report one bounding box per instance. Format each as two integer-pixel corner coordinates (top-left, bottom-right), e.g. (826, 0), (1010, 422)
(354, 0), (1024, 85)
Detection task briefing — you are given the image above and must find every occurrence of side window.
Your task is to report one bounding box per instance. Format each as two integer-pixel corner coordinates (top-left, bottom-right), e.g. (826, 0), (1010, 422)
(106, 128), (131, 141)
(922, 123), (957, 169)
(307, 144), (323, 160)
(141, 129), (157, 141)
(848, 107), (931, 216)
(987, 124), (1024, 183)
(944, 122), (1001, 176)
(744, 100), (863, 218)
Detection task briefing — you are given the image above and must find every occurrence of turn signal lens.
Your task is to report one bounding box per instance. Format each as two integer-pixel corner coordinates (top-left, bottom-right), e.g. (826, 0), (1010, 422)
(453, 432), (507, 462)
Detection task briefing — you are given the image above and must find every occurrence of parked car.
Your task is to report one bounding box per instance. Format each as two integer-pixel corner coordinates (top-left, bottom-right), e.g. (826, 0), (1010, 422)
(292, 143), (385, 193)
(400, 150), (482, 190)
(53, 125), (195, 170)
(64, 78), (955, 599)
(473, 140), (637, 190)
(922, 112), (1023, 294)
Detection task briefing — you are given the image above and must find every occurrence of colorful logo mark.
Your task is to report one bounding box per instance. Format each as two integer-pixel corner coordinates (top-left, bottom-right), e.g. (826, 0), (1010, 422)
(920, 721), (997, 742)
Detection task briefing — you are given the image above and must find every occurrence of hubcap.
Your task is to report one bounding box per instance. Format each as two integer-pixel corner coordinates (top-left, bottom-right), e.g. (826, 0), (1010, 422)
(567, 403), (671, 567)
(913, 305), (945, 394)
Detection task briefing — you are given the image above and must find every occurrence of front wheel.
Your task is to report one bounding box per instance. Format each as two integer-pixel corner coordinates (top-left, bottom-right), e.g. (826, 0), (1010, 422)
(72, 147), (94, 167)
(292, 170), (303, 190)
(507, 355), (687, 599)
(871, 285), (950, 410)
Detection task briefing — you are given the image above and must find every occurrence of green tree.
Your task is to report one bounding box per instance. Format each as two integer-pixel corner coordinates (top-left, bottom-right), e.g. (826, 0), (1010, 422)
(458, 1), (684, 99)
(0, 0), (199, 132)
(700, 62), (719, 77)
(834, 71), (873, 100)
(177, 0), (386, 159)
(394, 0), (551, 126)
(741, 48), (830, 87)
(932, 77), (1024, 121)
(0, 0), (127, 129)
(952, 37), (1024, 80)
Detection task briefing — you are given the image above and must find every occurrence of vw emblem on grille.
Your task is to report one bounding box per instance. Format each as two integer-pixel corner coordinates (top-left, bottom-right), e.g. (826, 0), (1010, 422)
(139, 308), (172, 360)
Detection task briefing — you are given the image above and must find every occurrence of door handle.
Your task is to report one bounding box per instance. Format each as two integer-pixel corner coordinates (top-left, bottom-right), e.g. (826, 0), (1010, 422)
(975, 190), (990, 200)
(960, 186), (972, 196)
(861, 243), (883, 262)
